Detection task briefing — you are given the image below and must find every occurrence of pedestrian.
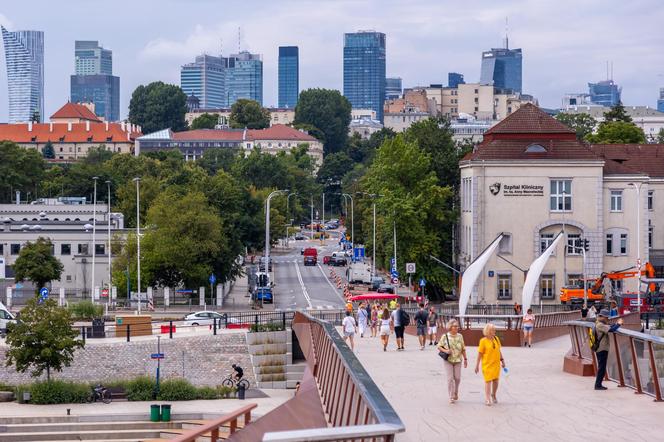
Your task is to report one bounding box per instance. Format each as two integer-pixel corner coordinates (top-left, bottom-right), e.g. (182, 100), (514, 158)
(522, 308), (535, 347)
(389, 298), (397, 311)
(370, 304), (379, 337)
(513, 303), (522, 316)
(390, 303), (406, 350)
(342, 310), (358, 351)
(379, 308), (391, 351)
(609, 300), (619, 318)
(581, 302), (589, 319)
(346, 300), (353, 313)
(593, 309), (624, 390)
(587, 303), (597, 320)
(414, 303), (429, 350)
(474, 323), (506, 406)
(437, 319), (467, 403)
(427, 306), (438, 345)
(357, 302), (369, 338)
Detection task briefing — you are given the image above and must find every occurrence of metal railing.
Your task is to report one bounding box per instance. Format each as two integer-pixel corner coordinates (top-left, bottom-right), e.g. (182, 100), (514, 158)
(438, 303), (576, 315)
(171, 403), (256, 441)
(263, 311), (405, 441)
(566, 319), (664, 401)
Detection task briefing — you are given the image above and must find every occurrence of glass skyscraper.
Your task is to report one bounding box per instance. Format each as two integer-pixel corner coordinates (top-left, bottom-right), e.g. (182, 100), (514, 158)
(448, 72), (465, 88)
(226, 51), (263, 106)
(1, 26), (44, 123)
(343, 31), (386, 122)
(181, 55), (226, 108)
(278, 46), (299, 108)
(588, 80), (621, 107)
(70, 41), (120, 121)
(658, 88), (664, 113)
(385, 77), (402, 100)
(480, 47), (522, 93)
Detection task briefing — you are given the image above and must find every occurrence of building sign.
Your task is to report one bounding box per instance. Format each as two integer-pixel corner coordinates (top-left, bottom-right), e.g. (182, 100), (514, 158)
(489, 182), (544, 197)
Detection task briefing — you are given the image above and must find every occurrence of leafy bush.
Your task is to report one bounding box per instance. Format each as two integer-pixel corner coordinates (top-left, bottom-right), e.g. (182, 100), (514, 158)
(68, 301), (104, 320)
(216, 385), (236, 398)
(195, 386), (219, 400)
(157, 378), (197, 401)
(125, 376), (155, 401)
(29, 380), (89, 404)
(0, 382), (15, 393)
(249, 322), (285, 332)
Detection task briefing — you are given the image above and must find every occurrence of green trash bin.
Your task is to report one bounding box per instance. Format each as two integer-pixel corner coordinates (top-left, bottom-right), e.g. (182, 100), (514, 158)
(150, 404), (161, 422)
(161, 404), (171, 422)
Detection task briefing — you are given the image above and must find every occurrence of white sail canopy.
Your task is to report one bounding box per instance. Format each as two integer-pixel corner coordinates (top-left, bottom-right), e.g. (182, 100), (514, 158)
(459, 234), (504, 317)
(521, 231), (564, 313)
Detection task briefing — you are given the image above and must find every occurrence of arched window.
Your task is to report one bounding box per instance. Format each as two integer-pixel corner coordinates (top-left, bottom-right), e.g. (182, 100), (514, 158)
(525, 144), (547, 153)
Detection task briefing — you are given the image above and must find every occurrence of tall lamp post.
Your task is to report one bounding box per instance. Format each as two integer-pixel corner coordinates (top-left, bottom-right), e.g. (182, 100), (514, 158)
(341, 193), (354, 247)
(133, 177), (142, 314)
(265, 189), (289, 266)
(91, 177), (98, 302)
(106, 180), (112, 308)
(357, 192), (382, 278)
(628, 182), (644, 312)
(285, 192), (297, 248)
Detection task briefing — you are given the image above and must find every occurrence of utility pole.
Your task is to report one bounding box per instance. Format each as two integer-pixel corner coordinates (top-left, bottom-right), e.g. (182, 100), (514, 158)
(265, 189), (288, 266)
(310, 195), (314, 240)
(629, 182), (643, 312)
(321, 193), (325, 244)
(133, 177), (142, 315)
(342, 193), (354, 247)
(106, 180), (112, 309)
(91, 177), (98, 302)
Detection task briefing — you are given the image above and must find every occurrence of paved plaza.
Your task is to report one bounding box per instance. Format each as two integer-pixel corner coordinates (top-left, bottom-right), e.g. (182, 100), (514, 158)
(349, 331), (664, 442)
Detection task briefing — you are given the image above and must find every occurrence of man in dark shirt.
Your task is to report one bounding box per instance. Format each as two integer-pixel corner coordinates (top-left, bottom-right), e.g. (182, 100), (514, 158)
(232, 364), (244, 382)
(414, 304), (429, 350)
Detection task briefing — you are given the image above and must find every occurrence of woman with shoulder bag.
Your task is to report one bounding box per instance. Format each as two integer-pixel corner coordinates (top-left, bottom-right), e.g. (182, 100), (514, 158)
(437, 319), (467, 404)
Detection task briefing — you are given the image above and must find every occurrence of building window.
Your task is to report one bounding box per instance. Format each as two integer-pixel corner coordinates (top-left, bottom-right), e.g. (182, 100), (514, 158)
(550, 180), (572, 211)
(497, 274), (512, 300)
(498, 234), (512, 255)
(648, 190), (654, 211)
(95, 244), (105, 255)
(0, 244), (3, 254)
(61, 244), (71, 255)
(10, 244), (20, 255)
(540, 233), (554, 254)
(540, 274), (555, 299)
(620, 233), (628, 255)
(567, 274), (582, 287)
(66, 275), (72, 282)
(610, 190), (623, 212)
(78, 244), (89, 255)
(567, 234), (581, 255)
(606, 234), (613, 255)
(649, 220), (653, 249)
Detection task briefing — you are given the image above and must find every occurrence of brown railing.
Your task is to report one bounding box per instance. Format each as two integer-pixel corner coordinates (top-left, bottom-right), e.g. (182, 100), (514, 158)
(171, 403), (256, 441)
(437, 310), (581, 330)
(566, 318), (664, 401)
(263, 311), (405, 441)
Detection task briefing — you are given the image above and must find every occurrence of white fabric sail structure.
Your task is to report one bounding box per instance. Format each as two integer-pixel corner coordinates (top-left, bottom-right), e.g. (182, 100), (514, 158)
(521, 231), (564, 313)
(459, 234), (504, 317)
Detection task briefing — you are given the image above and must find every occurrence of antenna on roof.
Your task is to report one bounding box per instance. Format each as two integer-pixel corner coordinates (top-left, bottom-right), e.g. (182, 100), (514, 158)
(504, 17), (509, 49)
(606, 61), (609, 81)
(220, 38), (223, 57)
(238, 27), (241, 52)
(611, 61), (614, 81)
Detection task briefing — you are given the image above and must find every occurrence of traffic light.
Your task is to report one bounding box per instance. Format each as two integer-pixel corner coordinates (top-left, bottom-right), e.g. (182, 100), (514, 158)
(583, 239), (590, 252)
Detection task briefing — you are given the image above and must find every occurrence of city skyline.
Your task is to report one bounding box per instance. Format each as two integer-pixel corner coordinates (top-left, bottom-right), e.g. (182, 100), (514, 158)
(0, 0), (663, 121)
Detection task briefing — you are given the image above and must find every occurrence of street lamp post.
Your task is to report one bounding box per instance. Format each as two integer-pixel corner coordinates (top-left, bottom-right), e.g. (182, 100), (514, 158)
(321, 193), (325, 244)
(357, 192), (382, 278)
(342, 193), (354, 247)
(629, 182), (644, 312)
(310, 195), (314, 240)
(133, 177), (142, 315)
(285, 193), (297, 248)
(91, 177), (98, 302)
(265, 189), (288, 267)
(106, 180), (112, 308)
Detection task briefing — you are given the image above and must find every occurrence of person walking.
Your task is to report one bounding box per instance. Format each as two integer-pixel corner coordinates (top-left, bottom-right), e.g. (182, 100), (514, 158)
(437, 319), (467, 403)
(594, 309), (624, 390)
(522, 308), (535, 347)
(474, 323), (505, 406)
(391, 303), (406, 350)
(370, 304), (379, 337)
(414, 303), (429, 350)
(587, 303), (598, 320)
(389, 298), (397, 311)
(342, 311), (358, 351)
(379, 308), (391, 351)
(427, 306), (438, 345)
(357, 302), (369, 338)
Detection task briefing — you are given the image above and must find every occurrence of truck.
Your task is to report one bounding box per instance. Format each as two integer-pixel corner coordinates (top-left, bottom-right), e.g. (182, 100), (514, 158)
(560, 263), (656, 304)
(346, 262), (373, 284)
(303, 248), (318, 266)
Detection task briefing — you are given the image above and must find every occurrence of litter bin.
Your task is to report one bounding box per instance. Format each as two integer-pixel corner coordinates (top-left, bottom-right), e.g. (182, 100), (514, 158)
(238, 384), (246, 400)
(161, 404), (171, 422)
(150, 404), (161, 422)
(91, 318), (106, 338)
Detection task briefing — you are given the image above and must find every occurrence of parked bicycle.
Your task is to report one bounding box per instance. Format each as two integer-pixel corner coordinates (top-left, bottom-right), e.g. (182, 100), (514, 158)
(87, 384), (112, 404)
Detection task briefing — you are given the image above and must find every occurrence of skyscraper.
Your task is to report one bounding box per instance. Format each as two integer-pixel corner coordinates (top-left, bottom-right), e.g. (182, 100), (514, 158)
(656, 88), (664, 113)
(226, 51), (263, 106)
(180, 54), (226, 109)
(343, 31), (386, 122)
(588, 80), (621, 107)
(1, 26), (44, 123)
(448, 72), (465, 88)
(385, 77), (402, 100)
(278, 46), (299, 108)
(480, 47), (522, 93)
(70, 41), (120, 121)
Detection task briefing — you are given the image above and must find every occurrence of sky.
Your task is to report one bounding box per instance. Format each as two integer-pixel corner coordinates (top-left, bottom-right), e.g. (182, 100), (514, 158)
(1, 0), (663, 122)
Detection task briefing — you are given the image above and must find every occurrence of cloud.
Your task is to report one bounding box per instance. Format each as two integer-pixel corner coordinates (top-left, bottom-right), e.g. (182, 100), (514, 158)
(0, 13), (14, 29)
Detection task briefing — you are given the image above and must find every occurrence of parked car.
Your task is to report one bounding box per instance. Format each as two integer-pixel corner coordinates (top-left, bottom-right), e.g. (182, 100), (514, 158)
(377, 284), (395, 294)
(330, 256), (348, 267)
(0, 301), (16, 334)
(370, 276), (385, 291)
(294, 233), (306, 240)
(184, 311), (225, 326)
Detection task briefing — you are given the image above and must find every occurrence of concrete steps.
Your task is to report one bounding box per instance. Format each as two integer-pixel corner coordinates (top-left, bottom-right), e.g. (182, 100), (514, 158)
(0, 428), (164, 441)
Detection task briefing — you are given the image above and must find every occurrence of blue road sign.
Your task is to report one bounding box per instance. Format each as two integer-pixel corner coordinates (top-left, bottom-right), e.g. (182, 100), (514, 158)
(39, 287), (49, 298)
(419, 278), (427, 287)
(150, 353), (165, 359)
(209, 274), (216, 285)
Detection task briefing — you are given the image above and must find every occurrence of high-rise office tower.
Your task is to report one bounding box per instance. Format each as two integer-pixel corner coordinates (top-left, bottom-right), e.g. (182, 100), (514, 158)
(70, 41), (120, 121)
(480, 47), (522, 93)
(448, 72), (465, 88)
(181, 54), (227, 109)
(226, 51), (263, 106)
(343, 31), (386, 122)
(656, 87), (664, 113)
(1, 26), (44, 123)
(385, 77), (402, 100)
(278, 46), (298, 108)
(588, 80), (621, 107)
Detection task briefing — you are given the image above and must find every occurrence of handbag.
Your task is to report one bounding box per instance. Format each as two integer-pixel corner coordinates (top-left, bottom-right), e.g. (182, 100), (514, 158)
(438, 334), (451, 361)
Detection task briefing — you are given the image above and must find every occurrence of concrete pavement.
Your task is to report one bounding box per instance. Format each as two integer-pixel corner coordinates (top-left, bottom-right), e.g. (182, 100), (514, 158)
(350, 331), (664, 442)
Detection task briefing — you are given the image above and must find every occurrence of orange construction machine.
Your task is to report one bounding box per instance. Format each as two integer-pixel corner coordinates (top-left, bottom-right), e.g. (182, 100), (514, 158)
(559, 263), (655, 304)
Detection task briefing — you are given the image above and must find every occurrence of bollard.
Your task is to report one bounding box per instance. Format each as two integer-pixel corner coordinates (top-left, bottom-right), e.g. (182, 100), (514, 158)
(213, 318), (217, 335)
(169, 321), (173, 339)
(126, 324), (131, 342)
(282, 311), (286, 330)
(254, 314), (259, 330)
(81, 326), (86, 344)
(224, 313), (228, 328)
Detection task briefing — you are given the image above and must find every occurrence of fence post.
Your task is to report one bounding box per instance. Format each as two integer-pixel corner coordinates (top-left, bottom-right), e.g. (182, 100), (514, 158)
(81, 326), (86, 344)
(255, 314), (259, 330)
(224, 313), (228, 328)
(169, 320), (173, 339)
(126, 324), (131, 342)
(282, 311), (286, 330)
(213, 318), (217, 335)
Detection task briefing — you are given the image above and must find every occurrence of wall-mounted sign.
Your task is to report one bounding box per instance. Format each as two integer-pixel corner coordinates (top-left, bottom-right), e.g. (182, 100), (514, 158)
(489, 182), (544, 197)
(488, 270), (495, 277)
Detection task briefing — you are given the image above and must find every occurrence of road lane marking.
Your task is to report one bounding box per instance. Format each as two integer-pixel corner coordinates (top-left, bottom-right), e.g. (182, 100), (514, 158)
(317, 264), (346, 304)
(294, 261), (313, 309)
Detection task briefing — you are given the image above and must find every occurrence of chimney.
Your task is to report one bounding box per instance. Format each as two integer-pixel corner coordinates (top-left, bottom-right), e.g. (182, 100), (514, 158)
(67, 122), (72, 132)
(86, 120), (90, 132)
(105, 121), (109, 130)
(49, 122), (53, 132)
(28, 121), (33, 132)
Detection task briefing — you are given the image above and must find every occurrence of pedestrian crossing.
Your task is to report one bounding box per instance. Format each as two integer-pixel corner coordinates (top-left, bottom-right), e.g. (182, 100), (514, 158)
(276, 305), (339, 311)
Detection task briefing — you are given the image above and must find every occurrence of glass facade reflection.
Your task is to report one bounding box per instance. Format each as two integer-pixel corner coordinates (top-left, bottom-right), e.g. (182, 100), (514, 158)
(480, 47), (522, 93)
(343, 31), (386, 122)
(278, 46), (299, 108)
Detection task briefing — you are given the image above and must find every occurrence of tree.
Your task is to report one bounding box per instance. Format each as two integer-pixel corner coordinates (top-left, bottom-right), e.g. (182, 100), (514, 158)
(42, 141), (55, 159)
(555, 113), (597, 139)
(229, 99), (270, 129)
(294, 89), (351, 155)
(585, 121), (647, 144)
(0, 141), (45, 203)
(603, 102), (632, 123)
(190, 113), (218, 130)
(404, 117), (460, 189)
(13, 238), (64, 291)
(128, 81), (188, 134)
(5, 298), (83, 381)
(656, 128), (664, 144)
(196, 148), (237, 175)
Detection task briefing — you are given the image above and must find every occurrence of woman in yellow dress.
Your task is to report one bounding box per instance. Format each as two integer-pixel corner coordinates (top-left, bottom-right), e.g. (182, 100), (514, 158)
(474, 323), (506, 406)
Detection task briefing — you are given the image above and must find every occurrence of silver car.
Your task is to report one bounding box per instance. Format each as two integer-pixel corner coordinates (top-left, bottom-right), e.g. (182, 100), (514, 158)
(183, 311), (225, 326)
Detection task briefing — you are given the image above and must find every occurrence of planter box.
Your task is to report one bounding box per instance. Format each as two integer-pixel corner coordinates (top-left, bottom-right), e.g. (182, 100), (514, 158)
(246, 330), (288, 345)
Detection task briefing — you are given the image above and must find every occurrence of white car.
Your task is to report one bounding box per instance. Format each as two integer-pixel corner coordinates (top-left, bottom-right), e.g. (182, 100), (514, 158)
(183, 311), (225, 326)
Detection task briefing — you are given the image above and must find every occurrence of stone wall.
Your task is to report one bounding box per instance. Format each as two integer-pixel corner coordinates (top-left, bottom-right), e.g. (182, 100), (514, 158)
(0, 332), (255, 387)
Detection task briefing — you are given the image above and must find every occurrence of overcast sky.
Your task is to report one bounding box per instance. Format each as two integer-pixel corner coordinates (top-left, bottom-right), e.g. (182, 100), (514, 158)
(1, 0), (663, 121)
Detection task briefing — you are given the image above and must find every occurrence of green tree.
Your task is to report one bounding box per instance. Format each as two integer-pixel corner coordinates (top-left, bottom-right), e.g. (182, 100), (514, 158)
(190, 113), (218, 130)
(42, 141), (55, 159)
(13, 238), (64, 291)
(128, 81), (188, 134)
(0, 141), (45, 203)
(555, 112), (597, 139)
(196, 148), (237, 175)
(294, 89), (351, 155)
(585, 121), (647, 144)
(603, 102), (632, 122)
(656, 128), (664, 143)
(229, 99), (270, 129)
(5, 298), (83, 381)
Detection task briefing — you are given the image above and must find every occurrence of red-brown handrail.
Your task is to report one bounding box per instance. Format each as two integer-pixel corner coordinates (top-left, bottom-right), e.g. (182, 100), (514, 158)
(170, 403), (257, 441)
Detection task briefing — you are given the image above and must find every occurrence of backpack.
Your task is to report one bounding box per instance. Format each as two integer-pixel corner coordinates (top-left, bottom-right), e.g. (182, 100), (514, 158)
(588, 326), (604, 352)
(399, 309), (411, 327)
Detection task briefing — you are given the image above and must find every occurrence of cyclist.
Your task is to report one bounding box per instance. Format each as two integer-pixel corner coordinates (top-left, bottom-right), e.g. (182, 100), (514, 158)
(231, 364), (244, 382)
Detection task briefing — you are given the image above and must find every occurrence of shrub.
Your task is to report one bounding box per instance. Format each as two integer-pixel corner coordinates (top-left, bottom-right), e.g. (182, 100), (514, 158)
(157, 378), (197, 401)
(195, 386), (219, 400)
(29, 380), (89, 404)
(125, 376), (155, 401)
(216, 385), (236, 398)
(68, 301), (104, 320)
(249, 322), (285, 333)
(0, 382), (15, 393)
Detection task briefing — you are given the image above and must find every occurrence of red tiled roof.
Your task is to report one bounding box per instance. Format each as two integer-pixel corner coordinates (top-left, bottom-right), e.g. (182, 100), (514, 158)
(0, 122), (141, 143)
(484, 103), (575, 135)
(50, 102), (101, 122)
(591, 144), (664, 177)
(464, 139), (600, 161)
(247, 124), (317, 141)
(172, 129), (245, 141)
(169, 125), (317, 142)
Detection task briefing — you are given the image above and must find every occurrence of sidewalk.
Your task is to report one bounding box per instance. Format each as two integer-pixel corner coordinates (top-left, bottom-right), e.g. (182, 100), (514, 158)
(350, 331), (664, 442)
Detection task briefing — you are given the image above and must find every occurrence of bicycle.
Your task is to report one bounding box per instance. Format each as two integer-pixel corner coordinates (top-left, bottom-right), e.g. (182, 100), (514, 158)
(221, 375), (250, 390)
(87, 384), (112, 404)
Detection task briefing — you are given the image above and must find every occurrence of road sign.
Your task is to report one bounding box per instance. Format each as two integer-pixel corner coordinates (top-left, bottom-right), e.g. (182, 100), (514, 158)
(209, 274), (217, 285)
(406, 263), (416, 274)
(392, 277), (400, 285)
(353, 246), (365, 261)
(39, 287), (49, 298)
(419, 278), (426, 287)
(176, 289), (193, 294)
(101, 288), (109, 298)
(150, 353), (165, 359)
